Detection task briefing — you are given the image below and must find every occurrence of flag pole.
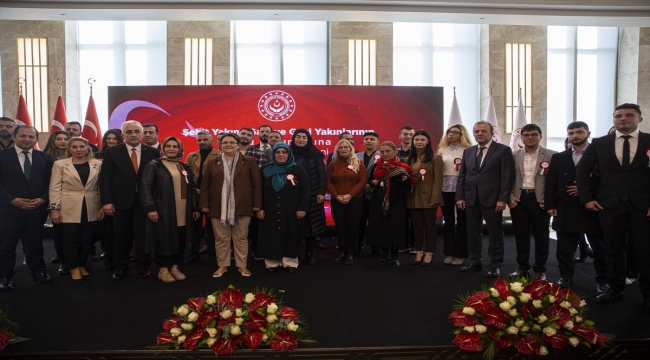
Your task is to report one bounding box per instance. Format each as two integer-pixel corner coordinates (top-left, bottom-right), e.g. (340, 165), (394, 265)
(57, 78), (65, 97)
(89, 78), (95, 96)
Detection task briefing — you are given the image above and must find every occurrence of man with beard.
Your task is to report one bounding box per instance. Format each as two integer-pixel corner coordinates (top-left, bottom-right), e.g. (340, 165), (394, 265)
(184, 130), (221, 264)
(253, 125), (273, 153)
(238, 127), (267, 168)
(396, 126), (415, 161)
(545, 121), (607, 293)
(142, 124), (160, 150)
(264, 131), (283, 160)
(0, 117), (16, 149)
(65, 121), (100, 157)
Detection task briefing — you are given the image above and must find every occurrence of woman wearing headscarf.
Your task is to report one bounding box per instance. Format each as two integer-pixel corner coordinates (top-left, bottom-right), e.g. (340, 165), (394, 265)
(141, 136), (199, 283)
(290, 129), (327, 264)
(367, 141), (415, 266)
(326, 138), (367, 265)
(200, 133), (262, 278)
(257, 143), (310, 273)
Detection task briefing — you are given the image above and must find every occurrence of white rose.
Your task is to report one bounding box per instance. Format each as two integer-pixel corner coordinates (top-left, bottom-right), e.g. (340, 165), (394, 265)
(267, 314), (278, 323)
(564, 321), (574, 330)
(532, 300), (543, 309)
(235, 317), (244, 325)
(230, 325), (241, 336)
(462, 307), (476, 315)
(262, 334), (268, 341)
(235, 308), (243, 317)
(177, 305), (190, 316)
(515, 319), (525, 327)
(569, 308), (578, 315)
(463, 326), (475, 333)
(579, 300), (586, 308)
(533, 324), (541, 332)
(519, 293), (532, 303)
(177, 335), (186, 343)
(181, 323), (193, 331)
(206, 295), (217, 305)
(538, 345), (549, 356)
(521, 325), (530, 332)
(507, 326), (519, 335)
(170, 327), (182, 337)
(569, 337), (580, 347)
(187, 312), (199, 322)
(220, 309), (233, 319)
(206, 337), (217, 347)
(560, 301), (571, 309)
(267, 303), (279, 314)
(507, 296), (517, 305)
(499, 301), (511, 311)
(543, 326), (556, 336)
(537, 315), (548, 323)
(206, 328), (217, 337)
(490, 287), (500, 297)
(510, 282), (523, 293)
(475, 325), (487, 334)
(245, 293), (255, 303)
(575, 316), (583, 323)
(548, 295), (556, 303)
(287, 321), (300, 331)
(509, 309), (518, 317)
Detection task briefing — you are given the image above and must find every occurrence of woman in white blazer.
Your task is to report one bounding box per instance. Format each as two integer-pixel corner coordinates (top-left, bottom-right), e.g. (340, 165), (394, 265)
(49, 137), (103, 283)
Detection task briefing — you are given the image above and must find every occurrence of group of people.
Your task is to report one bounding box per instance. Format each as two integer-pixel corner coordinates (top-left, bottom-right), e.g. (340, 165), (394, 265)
(0, 103), (648, 313)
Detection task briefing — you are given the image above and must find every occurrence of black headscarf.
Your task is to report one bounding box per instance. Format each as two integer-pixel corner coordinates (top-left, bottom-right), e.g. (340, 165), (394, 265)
(290, 128), (322, 159)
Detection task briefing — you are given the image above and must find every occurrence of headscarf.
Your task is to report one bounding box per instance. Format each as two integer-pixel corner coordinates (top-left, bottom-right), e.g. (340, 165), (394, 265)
(262, 142), (298, 192)
(160, 136), (184, 162)
(290, 128), (322, 158)
(374, 155), (415, 215)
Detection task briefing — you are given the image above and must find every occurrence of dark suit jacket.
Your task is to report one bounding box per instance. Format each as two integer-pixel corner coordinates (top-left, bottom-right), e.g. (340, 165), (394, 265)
(544, 148), (600, 234)
(99, 143), (160, 211)
(455, 142), (515, 207)
(576, 132), (650, 212)
(0, 147), (54, 215)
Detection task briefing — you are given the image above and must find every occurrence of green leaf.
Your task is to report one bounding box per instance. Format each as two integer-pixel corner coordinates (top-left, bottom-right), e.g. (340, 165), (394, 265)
(583, 320), (594, 326)
(482, 340), (497, 360)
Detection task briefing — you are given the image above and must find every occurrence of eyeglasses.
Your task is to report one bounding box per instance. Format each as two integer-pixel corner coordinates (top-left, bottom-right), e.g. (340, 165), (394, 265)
(521, 133), (540, 138)
(124, 130), (142, 135)
(446, 130), (461, 135)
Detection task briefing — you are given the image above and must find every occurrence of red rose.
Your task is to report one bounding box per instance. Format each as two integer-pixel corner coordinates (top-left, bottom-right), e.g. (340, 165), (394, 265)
(524, 280), (551, 300)
(183, 326), (205, 351)
(449, 309), (479, 327)
(465, 291), (495, 312)
(212, 336), (241, 355)
(155, 332), (174, 345)
(482, 307), (510, 329)
(244, 311), (268, 329)
(218, 288), (244, 310)
(186, 297), (206, 313)
(279, 305), (299, 321)
(242, 329), (265, 350)
(453, 332), (483, 352)
(572, 325), (607, 345)
(162, 318), (182, 330)
(270, 330), (299, 351)
(543, 304), (571, 326)
(493, 278), (511, 300)
(542, 332), (569, 349)
(514, 334), (540, 355)
(247, 292), (275, 312)
(488, 329), (513, 349)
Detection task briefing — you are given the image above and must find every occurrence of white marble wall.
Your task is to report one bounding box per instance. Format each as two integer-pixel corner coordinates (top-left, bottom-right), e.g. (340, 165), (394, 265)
(167, 21), (230, 85)
(480, 25), (547, 146)
(617, 27), (650, 133)
(330, 22), (392, 86)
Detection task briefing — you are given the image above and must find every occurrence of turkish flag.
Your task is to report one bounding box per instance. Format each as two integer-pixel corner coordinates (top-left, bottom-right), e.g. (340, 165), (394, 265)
(82, 95), (102, 148)
(15, 94), (39, 149)
(50, 95), (68, 133)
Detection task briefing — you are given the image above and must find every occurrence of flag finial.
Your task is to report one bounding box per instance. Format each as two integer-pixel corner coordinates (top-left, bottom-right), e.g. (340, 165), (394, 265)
(88, 78), (96, 96)
(453, 86), (456, 95)
(56, 78), (65, 96)
(18, 77), (25, 96)
(519, 87), (522, 98)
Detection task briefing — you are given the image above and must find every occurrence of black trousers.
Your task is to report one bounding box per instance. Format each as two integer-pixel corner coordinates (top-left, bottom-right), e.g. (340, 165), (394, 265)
(96, 216), (114, 264)
(191, 213), (215, 257)
(381, 246), (399, 260)
(410, 208), (438, 252)
(248, 215), (259, 255)
(441, 192), (468, 258)
(466, 200), (504, 269)
(556, 232), (606, 283)
(357, 196), (371, 252)
(331, 197), (363, 255)
(510, 191), (551, 272)
(52, 223), (64, 261)
(112, 198), (149, 270)
(598, 201), (650, 298)
(0, 209), (48, 278)
(60, 208), (98, 269)
(156, 227), (186, 268)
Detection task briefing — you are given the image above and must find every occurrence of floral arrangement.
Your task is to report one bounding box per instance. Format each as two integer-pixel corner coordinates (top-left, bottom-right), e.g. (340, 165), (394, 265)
(449, 278), (608, 359)
(152, 286), (314, 355)
(0, 310), (28, 351)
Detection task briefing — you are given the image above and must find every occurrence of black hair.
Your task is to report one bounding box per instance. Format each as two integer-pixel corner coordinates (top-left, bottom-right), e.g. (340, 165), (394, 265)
(614, 103), (641, 117)
(521, 124), (542, 136)
(142, 123), (159, 134)
(406, 129), (434, 164)
(363, 131), (379, 139)
(567, 121), (590, 131)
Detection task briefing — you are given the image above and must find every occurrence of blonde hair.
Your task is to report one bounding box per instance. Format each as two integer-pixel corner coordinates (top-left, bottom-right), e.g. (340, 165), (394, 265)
(66, 136), (94, 160)
(333, 139), (360, 171)
(438, 124), (473, 150)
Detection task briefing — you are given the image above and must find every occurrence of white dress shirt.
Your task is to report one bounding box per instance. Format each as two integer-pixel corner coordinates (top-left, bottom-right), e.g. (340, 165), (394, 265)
(522, 147), (539, 189)
(615, 129), (639, 165)
(477, 140), (492, 168)
(14, 144), (33, 174)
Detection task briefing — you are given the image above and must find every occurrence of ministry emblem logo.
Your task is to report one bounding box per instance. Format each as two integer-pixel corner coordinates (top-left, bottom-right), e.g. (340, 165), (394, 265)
(258, 90), (296, 122)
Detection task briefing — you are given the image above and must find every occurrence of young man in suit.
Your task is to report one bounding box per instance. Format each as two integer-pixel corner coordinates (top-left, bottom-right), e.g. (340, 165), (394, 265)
(356, 131), (381, 257)
(100, 120), (160, 280)
(509, 124), (557, 281)
(142, 123), (160, 150)
(0, 125), (54, 290)
(456, 121), (515, 278)
(545, 121), (607, 293)
(576, 103), (650, 311)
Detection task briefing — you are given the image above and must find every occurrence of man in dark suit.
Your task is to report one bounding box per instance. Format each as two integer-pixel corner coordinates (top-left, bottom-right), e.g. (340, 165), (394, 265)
(0, 125), (54, 290)
(456, 121), (515, 278)
(576, 103), (650, 311)
(356, 131), (381, 257)
(545, 121), (607, 293)
(100, 120), (160, 280)
(142, 123), (160, 150)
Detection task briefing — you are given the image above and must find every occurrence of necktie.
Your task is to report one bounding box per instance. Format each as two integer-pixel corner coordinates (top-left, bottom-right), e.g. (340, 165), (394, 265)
(622, 135), (631, 168)
(476, 147), (485, 169)
(22, 150), (31, 179)
(131, 148), (138, 174)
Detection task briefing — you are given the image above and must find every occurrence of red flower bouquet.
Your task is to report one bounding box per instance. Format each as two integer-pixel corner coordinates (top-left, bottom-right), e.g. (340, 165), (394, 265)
(449, 278), (608, 359)
(0, 310), (28, 352)
(151, 286), (314, 355)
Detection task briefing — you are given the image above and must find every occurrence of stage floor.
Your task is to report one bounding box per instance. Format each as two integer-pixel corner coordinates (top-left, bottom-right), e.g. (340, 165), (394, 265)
(1, 233), (649, 354)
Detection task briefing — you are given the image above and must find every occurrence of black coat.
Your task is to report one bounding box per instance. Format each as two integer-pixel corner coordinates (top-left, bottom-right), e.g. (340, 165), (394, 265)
(257, 164), (310, 259)
(294, 153), (326, 237)
(367, 166), (413, 249)
(0, 148), (53, 215)
(140, 159), (197, 256)
(544, 149), (600, 234)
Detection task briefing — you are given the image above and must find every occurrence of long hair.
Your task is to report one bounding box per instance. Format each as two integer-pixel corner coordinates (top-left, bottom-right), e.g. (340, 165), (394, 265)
(438, 124), (473, 150)
(332, 139), (360, 171)
(99, 129), (124, 158)
(66, 136), (94, 160)
(406, 129), (434, 165)
(43, 130), (68, 159)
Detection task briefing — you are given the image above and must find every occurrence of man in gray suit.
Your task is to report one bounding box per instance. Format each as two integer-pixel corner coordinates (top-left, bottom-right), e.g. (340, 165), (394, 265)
(509, 124), (556, 281)
(456, 121), (515, 277)
(356, 131), (381, 257)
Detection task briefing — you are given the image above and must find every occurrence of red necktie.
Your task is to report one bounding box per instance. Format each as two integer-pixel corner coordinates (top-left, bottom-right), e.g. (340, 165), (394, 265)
(131, 148), (138, 174)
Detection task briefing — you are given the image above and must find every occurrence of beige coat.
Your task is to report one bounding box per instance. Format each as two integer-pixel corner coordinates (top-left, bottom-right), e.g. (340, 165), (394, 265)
(185, 148), (222, 183)
(407, 154), (444, 209)
(49, 158), (102, 223)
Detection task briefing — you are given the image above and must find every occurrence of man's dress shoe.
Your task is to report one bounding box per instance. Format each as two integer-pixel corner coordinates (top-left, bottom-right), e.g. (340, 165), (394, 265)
(594, 289), (624, 303)
(509, 269), (530, 279)
(596, 283), (610, 295)
(533, 272), (546, 281)
(557, 278), (573, 288)
(460, 262), (483, 272)
(32, 272), (52, 284)
(486, 268), (501, 278)
(0, 277), (13, 291)
(57, 265), (69, 275)
(113, 269), (127, 280)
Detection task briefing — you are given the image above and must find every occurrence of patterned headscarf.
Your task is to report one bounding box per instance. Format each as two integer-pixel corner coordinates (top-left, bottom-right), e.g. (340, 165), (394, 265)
(160, 136), (184, 162)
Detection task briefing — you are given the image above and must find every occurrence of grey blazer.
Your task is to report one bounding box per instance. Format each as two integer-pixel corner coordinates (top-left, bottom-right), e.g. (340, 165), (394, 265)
(356, 149), (380, 199)
(511, 146), (557, 202)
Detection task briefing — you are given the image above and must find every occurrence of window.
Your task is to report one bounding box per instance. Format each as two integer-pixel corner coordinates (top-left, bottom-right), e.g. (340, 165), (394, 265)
(505, 43), (532, 133)
(348, 39), (377, 85)
(184, 38), (213, 85)
(17, 38), (48, 131)
(78, 21), (166, 133)
(233, 21), (328, 85)
(394, 23), (479, 128)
